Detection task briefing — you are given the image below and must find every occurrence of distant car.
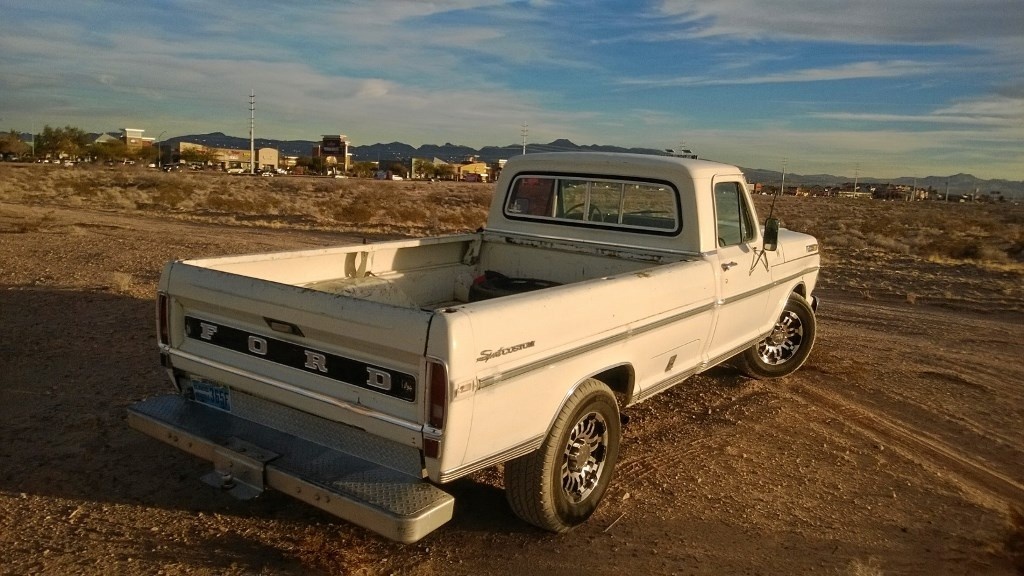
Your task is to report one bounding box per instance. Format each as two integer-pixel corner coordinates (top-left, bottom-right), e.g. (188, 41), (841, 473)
(333, 174), (348, 179)
(226, 167), (245, 174)
(260, 171), (274, 177)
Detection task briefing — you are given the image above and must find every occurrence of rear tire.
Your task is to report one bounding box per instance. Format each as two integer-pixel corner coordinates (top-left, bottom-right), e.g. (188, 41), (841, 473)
(504, 379), (621, 532)
(735, 295), (816, 379)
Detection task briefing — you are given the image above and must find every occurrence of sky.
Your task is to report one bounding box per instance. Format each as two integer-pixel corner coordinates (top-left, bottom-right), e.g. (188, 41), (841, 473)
(1, 0), (1022, 181)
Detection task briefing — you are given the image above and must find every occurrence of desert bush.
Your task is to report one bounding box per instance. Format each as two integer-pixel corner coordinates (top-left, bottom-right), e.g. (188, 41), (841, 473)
(865, 232), (911, 254)
(151, 185), (192, 209)
(204, 190), (283, 215)
(109, 272), (133, 293)
(823, 235), (866, 250)
(57, 174), (101, 198)
(1007, 506), (1024, 574)
(393, 204), (430, 225)
(312, 180), (336, 194)
(948, 240), (1009, 263)
(338, 200), (376, 223)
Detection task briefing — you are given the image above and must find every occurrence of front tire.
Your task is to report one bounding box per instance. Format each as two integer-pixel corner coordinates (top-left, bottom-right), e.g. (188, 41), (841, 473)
(735, 295), (816, 379)
(504, 379), (621, 532)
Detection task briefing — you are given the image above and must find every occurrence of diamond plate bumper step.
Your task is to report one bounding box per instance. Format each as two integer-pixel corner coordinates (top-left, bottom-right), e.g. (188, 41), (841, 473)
(127, 395), (454, 543)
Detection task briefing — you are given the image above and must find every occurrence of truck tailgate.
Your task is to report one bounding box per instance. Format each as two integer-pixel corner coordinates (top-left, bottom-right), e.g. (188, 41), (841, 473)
(163, 261), (434, 437)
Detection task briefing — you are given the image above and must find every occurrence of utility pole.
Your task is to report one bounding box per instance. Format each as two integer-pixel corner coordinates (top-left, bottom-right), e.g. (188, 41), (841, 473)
(780, 157), (787, 195)
(157, 130), (166, 168)
(853, 163), (859, 196)
(249, 90), (256, 175)
(521, 123), (528, 155)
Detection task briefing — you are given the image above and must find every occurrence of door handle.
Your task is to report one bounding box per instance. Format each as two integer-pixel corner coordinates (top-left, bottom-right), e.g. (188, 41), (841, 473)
(721, 261), (738, 271)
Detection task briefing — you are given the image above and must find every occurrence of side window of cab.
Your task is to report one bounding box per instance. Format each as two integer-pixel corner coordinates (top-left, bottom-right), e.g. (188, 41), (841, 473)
(714, 181), (755, 247)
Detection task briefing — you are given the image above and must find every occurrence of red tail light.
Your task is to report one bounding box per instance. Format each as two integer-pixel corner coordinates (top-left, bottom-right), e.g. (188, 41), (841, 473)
(427, 359), (448, 430)
(157, 293), (169, 346)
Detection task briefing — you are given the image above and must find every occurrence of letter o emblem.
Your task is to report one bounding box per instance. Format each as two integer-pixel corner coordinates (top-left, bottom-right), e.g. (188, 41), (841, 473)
(248, 336), (268, 355)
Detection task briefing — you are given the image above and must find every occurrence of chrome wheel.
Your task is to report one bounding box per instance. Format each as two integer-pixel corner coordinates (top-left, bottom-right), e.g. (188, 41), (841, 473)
(505, 379), (620, 532)
(757, 309), (805, 365)
(560, 411), (608, 503)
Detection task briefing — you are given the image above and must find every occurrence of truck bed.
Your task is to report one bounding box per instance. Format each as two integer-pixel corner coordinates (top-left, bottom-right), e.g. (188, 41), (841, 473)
(179, 231), (691, 310)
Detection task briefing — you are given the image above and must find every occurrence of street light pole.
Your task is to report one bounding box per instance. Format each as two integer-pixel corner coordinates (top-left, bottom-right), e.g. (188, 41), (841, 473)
(157, 131), (166, 169)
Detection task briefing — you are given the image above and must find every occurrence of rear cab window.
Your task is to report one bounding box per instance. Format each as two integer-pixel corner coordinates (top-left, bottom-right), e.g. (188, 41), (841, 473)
(504, 175), (681, 234)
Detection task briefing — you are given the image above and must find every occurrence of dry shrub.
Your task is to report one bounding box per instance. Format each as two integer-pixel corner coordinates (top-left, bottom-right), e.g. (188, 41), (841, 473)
(925, 238), (1010, 263)
(824, 235), (866, 250)
(312, 180), (336, 194)
(109, 272), (133, 293)
(326, 196), (377, 223)
(151, 186), (191, 209)
(846, 557), (883, 576)
(62, 177), (101, 198)
(1007, 506), (1024, 574)
(205, 190), (283, 215)
(866, 233), (910, 254)
(1008, 239), (1024, 262)
(393, 204), (430, 225)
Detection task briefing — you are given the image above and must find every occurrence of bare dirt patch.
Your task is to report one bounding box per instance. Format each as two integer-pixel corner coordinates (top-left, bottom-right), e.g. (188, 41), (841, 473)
(1, 164), (1022, 574)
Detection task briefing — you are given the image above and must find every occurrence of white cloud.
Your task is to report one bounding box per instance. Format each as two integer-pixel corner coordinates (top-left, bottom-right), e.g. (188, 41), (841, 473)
(655, 0), (1024, 49)
(621, 60), (938, 87)
(811, 93), (1024, 130)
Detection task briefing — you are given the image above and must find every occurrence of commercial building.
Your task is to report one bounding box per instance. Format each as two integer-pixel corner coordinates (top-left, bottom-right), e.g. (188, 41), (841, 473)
(313, 135), (351, 174)
(168, 142), (279, 172)
(122, 128), (154, 149)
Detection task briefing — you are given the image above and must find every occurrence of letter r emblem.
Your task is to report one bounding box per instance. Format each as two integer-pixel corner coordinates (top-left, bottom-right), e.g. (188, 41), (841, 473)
(304, 351), (328, 373)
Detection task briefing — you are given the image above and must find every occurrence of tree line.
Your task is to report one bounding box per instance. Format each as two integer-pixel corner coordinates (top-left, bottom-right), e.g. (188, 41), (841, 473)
(2, 125), (466, 179)
(0, 125), (162, 163)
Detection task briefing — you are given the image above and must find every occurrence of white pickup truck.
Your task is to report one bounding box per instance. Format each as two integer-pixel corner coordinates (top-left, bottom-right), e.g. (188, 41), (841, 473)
(129, 152), (820, 543)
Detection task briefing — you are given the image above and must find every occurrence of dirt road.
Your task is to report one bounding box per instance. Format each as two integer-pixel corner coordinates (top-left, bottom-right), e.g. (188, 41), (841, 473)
(1, 202), (1021, 575)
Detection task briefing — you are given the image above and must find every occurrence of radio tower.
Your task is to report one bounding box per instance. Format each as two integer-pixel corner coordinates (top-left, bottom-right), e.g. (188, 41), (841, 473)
(249, 90), (256, 175)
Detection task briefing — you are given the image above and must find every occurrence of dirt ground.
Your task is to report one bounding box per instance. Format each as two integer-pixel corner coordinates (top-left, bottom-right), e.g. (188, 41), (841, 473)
(1, 184), (1023, 574)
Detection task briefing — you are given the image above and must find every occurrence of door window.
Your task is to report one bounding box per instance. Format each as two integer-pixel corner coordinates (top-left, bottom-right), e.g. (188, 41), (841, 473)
(714, 181), (755, 247)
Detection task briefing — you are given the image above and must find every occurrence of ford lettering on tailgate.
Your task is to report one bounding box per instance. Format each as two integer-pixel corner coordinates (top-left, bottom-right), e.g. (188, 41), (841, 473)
(183, 316), (416, 402)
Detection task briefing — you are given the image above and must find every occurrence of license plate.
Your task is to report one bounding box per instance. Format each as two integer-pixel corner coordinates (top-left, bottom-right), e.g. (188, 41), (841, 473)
(190, 379), (231, 412)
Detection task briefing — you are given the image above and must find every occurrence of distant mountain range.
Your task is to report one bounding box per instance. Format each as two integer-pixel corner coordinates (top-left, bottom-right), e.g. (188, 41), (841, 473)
(151, 132), (1024, 197)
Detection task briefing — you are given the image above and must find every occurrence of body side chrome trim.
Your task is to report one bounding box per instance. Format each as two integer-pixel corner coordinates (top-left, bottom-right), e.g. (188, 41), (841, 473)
(631, 367), (699, 405)
(477, 300), (717, 389)
(437, 434), (544, 483)
(720, 265), (820, 306)
(702, 335), (767, 371)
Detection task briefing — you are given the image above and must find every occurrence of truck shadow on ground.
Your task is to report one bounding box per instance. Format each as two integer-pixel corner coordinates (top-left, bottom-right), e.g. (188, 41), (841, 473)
(0, 286), (202, 506)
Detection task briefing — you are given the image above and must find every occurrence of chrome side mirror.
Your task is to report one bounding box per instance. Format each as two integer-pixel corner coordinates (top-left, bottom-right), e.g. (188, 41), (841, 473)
(763, 218), (779, 251)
